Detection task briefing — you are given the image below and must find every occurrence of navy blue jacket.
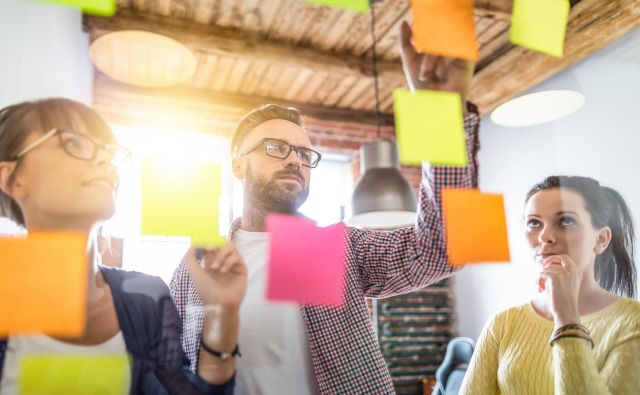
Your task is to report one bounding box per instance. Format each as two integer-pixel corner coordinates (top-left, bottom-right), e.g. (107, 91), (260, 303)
(0, 266), (234, 395)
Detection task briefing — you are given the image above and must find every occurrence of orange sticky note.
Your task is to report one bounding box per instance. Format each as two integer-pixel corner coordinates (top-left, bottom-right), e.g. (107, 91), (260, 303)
(442, 189), (510, 265)
(0, 232), (88, 336)
(410, 0), (479, 60)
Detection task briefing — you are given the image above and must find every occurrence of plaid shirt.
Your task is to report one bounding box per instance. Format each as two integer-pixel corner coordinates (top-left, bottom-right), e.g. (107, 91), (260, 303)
(170, 109), (480, 394)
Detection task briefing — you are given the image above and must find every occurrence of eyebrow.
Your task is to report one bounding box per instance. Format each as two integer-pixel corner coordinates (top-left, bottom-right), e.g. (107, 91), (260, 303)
(556, 211), (579, 216)
(525, 211), (580, 217)
(266, 137), (312, 149)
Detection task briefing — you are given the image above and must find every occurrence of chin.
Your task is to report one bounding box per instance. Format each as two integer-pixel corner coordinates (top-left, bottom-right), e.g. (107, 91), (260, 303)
(85, 202), (116, 223)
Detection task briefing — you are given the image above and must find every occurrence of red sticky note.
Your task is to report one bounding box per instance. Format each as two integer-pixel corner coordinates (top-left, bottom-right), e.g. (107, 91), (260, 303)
(0, 232), (88, 336)
(266, 215), (347, 306)
(442, 189), (510, 265)
(410, 0), (479, 60)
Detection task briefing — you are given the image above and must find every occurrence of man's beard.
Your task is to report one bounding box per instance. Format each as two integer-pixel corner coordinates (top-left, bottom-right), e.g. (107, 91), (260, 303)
(245, 163), (309, 214)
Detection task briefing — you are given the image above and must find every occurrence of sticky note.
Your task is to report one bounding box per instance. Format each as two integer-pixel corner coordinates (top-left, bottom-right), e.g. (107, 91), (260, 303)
(141, 160), (225, 247)
(0, 232), (88, 337)
(393, 88), (467, 166)
(510, 0), (570, 58)
(266, 215), (347, 306)
(442, 189), (510, 265)
(20, 354), (129, 395)
(304, 0), (369, 13)
(36, 0), (117, 16)
(410, 0), (478, 60)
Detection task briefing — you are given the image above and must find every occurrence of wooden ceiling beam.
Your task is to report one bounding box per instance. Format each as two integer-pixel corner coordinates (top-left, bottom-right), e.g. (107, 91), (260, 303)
(92, 72), (395, 134)
(474, 0), (513, 20)
(83, 10), (405, 82)
(469, 0), (638, 114)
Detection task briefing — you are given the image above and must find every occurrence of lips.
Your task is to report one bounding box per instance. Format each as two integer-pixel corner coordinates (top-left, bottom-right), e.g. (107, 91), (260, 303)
(275, 173), (303, 184)
(82, 176), (117, 190)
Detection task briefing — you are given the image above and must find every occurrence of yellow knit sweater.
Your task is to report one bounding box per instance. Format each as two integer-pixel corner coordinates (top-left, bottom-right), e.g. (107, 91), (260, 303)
(459, 297), (640, 394)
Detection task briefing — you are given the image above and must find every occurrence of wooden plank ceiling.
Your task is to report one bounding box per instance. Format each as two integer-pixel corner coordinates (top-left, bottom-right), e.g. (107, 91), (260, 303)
(85, 0), (639, 130)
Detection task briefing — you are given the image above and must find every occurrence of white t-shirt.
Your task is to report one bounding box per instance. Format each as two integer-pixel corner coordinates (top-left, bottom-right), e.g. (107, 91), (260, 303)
(0, 332), (130, 395)
(233, 229), (320, 395)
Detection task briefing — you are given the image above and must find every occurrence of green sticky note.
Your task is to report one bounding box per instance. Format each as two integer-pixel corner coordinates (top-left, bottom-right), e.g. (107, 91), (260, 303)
(510, 0), (570, 58)
(141, 160), (225, 247)
(34, 0), (117, 16)
(393, 88), (467, 166)
(304, 0), (369, 13)
(20, 355), (129, 395)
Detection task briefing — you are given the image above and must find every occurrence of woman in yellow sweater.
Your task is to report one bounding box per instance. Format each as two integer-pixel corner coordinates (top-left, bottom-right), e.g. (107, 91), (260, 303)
(460, 175), (639, 394)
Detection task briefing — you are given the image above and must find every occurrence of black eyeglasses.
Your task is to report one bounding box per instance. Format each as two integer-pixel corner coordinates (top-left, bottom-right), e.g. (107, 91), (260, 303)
(14, 128), (131, 168)
(241, 138), (322, 168)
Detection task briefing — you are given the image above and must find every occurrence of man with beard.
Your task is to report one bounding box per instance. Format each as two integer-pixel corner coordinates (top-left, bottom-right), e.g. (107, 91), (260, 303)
(170, 21), (479, 394)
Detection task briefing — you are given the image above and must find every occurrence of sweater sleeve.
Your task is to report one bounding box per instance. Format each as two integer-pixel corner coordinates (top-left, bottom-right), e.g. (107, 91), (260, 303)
(459, 312), (502, 395)
(553, 334), (640, 395)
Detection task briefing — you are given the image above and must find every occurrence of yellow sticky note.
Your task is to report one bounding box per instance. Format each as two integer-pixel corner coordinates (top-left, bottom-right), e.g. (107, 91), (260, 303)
(0, 232), (88, 337)
(393, 88), (467, 166)
(304, 0), (369, 12)
(20, 355), (130, 395)
(141, 160), (225, 247)
(510, 0), (570, 58)
(442, 189), (511, 265)
(34, 0), (117, 16)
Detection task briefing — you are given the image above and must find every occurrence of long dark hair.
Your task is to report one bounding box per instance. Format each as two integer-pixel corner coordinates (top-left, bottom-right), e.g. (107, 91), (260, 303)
(0, 98), (114, 227)
(526, 176), (637, 298)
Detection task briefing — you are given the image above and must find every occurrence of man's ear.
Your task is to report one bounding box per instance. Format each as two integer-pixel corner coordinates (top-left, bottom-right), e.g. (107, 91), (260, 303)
(0, 161), (18, 197)
(232, 156), (245, 181)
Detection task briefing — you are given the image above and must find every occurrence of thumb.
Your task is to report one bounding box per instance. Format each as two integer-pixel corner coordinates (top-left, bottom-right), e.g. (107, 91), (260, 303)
(185, 248), (205, 281)
(399, 20), (418, 60)
(537, 276), (546, 293)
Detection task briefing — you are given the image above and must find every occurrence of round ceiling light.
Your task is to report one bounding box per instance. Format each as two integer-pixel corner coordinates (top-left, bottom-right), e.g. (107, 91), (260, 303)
(491, 90), (586, 127)
(90, 31), (197, 88)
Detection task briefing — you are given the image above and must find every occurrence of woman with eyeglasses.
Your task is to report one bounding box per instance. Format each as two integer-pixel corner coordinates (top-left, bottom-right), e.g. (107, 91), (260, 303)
(0, 98), (246, 395)
(460, 176), (640, 395)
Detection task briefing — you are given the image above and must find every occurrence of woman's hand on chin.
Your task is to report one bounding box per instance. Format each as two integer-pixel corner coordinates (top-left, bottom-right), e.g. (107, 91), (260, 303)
(538, 254), (582, 327)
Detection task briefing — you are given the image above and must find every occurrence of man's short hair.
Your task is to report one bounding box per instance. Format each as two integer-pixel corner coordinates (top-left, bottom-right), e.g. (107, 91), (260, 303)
(230, 104), (305, 157)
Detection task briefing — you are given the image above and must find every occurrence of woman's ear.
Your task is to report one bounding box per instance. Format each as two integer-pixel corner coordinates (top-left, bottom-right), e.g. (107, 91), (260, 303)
(232, 156), (245, 181)
(0, 161), (18, 196)
(594, 226), (612, 255)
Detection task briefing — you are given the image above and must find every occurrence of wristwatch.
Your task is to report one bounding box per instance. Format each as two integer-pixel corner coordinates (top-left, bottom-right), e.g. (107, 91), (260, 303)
(200, 338), (241, 360)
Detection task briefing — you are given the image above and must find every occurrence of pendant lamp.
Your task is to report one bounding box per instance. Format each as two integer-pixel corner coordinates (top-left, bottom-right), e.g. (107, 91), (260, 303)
(349, 2), (417, 229)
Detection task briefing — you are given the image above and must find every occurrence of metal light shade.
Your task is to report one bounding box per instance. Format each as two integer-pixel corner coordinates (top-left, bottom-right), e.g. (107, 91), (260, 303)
(349, 140), (417, 229)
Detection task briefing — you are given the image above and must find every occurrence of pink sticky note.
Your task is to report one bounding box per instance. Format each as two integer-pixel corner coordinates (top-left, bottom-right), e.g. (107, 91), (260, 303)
(266, 215), (347, 306)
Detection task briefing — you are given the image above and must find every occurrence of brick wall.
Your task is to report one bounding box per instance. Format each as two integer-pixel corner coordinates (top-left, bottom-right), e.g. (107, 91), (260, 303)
(306, 121), (423, 192)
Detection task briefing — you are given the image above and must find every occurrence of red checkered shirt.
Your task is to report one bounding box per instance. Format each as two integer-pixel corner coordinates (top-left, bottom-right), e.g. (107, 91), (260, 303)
(170, 109), (480, 394)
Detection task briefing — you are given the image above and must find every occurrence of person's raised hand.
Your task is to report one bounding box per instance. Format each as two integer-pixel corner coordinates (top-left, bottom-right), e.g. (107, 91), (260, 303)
(399, 20), (475, 111)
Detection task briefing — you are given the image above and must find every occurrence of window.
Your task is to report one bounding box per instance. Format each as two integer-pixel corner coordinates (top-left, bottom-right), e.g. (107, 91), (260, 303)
(103, 126), (353, 284)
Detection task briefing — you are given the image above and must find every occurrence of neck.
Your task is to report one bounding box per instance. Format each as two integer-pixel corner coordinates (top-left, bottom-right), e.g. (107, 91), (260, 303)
(25, 212), (97, 235)
(241, 194), (301, 232)
(241, 197), (269, 232)
(576, 267), (610, 312)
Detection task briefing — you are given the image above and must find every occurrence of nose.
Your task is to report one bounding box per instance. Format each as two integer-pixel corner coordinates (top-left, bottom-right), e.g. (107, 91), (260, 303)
(538, 224), (556, 245)
(93, 146), (115, 168)
(282, 148), (302, 168)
